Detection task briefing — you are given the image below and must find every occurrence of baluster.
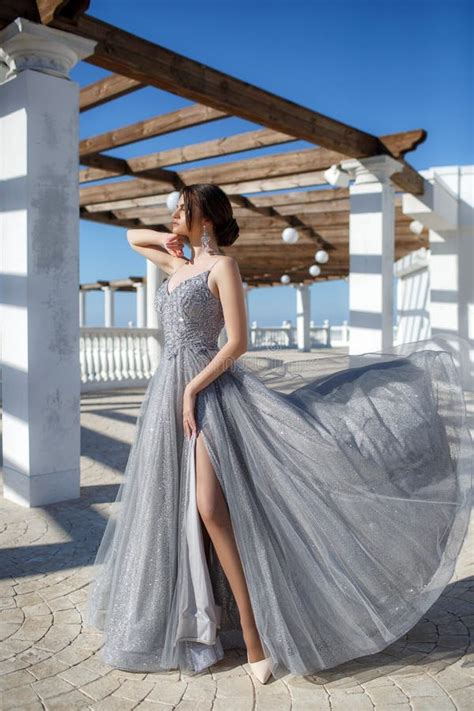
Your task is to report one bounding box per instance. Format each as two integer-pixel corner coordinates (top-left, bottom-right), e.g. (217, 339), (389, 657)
(120, 333), (129, 380)
(115, 333), (121, 379)
(98, 333), (108, 381)
(85, 334), (93, 382)
(106, 333), (114, 381)
(91, 334), (100, 382)
(79, 334), (86, 383)
(143, 333), (152, 378)
(127, 333), (136, 379)
(135, 333), (144, 379)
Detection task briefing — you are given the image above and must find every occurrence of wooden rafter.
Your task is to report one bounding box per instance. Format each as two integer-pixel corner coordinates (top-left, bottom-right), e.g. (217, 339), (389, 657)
(0, 0), (89, 26)
(80, 73), (144, 111)
(0, 3), (430, 287)
(80, 103), (228, 156)
(37, 0), (90, 24)
(49, 12), (424, 194)
(79, 125), (425, 185)
(77, 144), (414, 207)
(79, 127), (300, 182)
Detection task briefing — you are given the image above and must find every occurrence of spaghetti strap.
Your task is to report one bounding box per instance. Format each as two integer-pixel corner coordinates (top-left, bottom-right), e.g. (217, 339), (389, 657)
(208, 258), (222, 273)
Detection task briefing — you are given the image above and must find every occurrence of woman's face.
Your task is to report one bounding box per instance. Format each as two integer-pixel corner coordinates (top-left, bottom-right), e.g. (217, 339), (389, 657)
(171, 195), (210, 244)
(171, 196), (188, 236)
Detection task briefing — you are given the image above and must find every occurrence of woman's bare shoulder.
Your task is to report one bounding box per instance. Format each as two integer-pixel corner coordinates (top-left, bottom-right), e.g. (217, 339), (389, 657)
(212, 255), (240, 272)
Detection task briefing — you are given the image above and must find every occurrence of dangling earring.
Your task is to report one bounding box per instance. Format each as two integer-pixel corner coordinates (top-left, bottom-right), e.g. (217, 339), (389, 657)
(201, 222), (210, 251)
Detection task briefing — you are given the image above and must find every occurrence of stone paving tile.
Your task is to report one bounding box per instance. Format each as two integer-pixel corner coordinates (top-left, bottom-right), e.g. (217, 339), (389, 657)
(0, 377), (473, 711)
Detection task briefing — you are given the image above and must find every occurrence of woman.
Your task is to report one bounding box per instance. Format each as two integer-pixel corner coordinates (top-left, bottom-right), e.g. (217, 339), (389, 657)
(85, 183), (472, 685)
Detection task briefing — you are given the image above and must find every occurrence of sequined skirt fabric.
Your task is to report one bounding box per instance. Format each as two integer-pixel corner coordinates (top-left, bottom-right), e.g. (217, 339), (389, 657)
(85, 338), (472, 679)
(85, 274), (472, 679)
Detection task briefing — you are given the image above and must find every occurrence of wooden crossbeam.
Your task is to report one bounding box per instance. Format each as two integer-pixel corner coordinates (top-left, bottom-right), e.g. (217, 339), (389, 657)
(80, 146), (353, 249)
(0, 0), (89, 27)
(81, 187), (346, 214)
(80, 103), (228, 156)
(78, 142), (419, 212)
(80, 73), (144, 111)
(79, 127), (299, 182)
(52, 14), (378, 154)
(233, 229), (426, 242)
(50, 13), (424, 194)
(78, 110), (424, 181)
(113, 199), (411, 224)
(37, 0), (90, 24)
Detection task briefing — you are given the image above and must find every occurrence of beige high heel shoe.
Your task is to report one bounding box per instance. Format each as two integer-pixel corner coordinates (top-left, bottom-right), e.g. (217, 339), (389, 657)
(247, 654), (274, 684)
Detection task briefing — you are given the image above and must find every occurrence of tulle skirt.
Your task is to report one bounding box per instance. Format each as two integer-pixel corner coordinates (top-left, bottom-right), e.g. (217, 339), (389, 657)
(85, 332), (472, 679)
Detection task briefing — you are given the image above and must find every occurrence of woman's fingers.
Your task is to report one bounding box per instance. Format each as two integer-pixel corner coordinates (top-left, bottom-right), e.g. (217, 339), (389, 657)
(183, 418), (196, 439)
(183, 417), (196, 438)
(165, 234), (185, 253)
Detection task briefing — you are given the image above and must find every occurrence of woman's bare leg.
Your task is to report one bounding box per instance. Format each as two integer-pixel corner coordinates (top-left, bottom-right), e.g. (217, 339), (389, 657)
(195, 431), (266, 663)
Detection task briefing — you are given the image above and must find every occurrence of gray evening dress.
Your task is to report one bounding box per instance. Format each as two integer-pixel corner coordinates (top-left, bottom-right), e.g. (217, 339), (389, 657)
(85, 260), (473, 680)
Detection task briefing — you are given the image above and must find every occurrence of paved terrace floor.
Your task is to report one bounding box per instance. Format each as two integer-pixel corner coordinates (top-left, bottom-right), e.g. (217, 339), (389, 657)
(1, 347), (473, 710)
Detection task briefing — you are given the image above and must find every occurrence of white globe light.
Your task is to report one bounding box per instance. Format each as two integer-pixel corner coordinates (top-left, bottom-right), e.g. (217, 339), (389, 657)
(315, 249), (329, 264)
(309, 264), (321, 277)
(166, 191), (181, 211)
(409, 220), (424, 235)
(280, 274), (291, 284)
(282, 227), (299, 244)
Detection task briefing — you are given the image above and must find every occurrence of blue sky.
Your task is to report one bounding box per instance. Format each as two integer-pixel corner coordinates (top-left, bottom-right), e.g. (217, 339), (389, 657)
(74, 0), (473, 327)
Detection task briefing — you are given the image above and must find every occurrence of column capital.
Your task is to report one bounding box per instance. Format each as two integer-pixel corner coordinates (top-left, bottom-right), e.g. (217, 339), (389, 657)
(340, 155), (404, 186)
(0, 17), (97, 81)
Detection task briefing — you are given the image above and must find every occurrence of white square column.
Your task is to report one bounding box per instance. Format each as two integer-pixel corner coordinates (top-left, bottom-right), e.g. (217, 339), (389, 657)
(341, 155), (404, 355)
(100, 285), (115, 327)
(403, 166), (474, 389)
(134, 282), (146, 327)
(0, 18), (96, 507)
(393, 247), (430, 343)
(79, 290), (87, 327)
(295, 283), (311, 351)
(146, 260), (167, 369)
(242, 282), (252, 348)
(146, 260), (164, 330)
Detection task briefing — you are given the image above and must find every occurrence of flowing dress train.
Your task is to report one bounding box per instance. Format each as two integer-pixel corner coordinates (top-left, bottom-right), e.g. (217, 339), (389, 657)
(85, 259), (472, 679)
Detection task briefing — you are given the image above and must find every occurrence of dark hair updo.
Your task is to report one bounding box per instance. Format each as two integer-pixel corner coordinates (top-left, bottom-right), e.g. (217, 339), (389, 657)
(180, 183), (240, 247)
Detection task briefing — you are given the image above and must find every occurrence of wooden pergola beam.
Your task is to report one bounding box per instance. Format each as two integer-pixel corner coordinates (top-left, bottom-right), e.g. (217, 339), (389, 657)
(49, 13), (423, 194)
(112, 197), (411, 222)
(80, 103), (228, 156)
(52, 14), (378, 154)
(80, 187), (347, 214)
(0, 0), (89, 27)
(80, 148), (350, 249)
(79, 127), (425, 185)
(233, 229), (425, 241)
(80, 73), (144, 111)
(78, 141), (420, 209)
(79, 126), (299, 182)
(37, 0), (90, 24)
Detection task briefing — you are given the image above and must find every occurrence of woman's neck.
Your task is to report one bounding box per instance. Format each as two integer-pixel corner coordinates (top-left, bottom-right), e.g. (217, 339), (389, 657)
(187, 245), (223, 261)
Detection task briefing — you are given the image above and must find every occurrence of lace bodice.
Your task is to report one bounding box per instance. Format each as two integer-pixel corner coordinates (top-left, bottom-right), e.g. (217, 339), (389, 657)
(154, 267), (225, 359)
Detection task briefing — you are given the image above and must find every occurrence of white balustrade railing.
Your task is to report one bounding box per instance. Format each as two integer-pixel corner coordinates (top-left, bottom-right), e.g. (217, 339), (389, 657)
(250, 320), (352, 349)
(0, 322), (399, 397)
(80, 327), (161, 391)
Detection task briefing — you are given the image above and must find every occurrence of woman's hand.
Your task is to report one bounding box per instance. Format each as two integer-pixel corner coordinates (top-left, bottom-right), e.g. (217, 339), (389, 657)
(183, 384), (198, 439)
(163, 232), (187, 259)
